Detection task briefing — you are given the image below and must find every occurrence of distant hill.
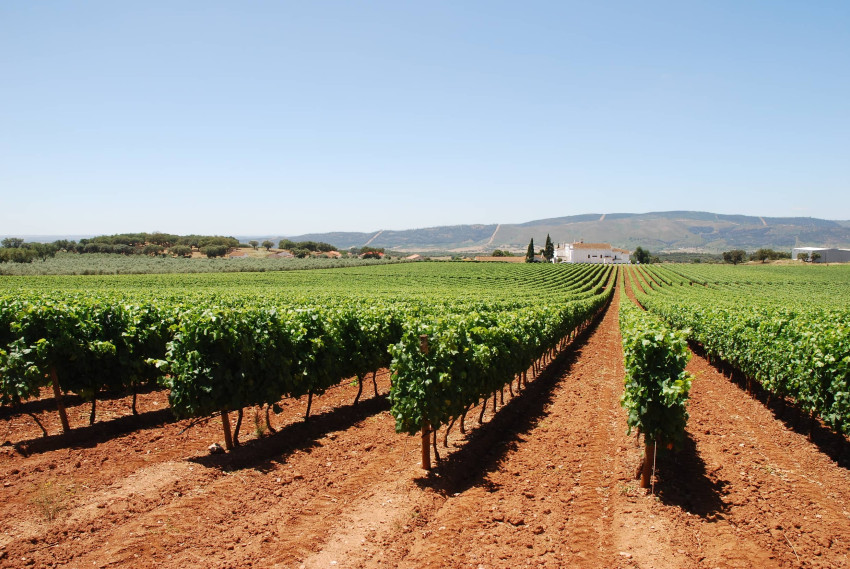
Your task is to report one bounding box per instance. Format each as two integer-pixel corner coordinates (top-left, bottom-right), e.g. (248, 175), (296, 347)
(8, 212), (850, 255)
(283, 211), (850, 254)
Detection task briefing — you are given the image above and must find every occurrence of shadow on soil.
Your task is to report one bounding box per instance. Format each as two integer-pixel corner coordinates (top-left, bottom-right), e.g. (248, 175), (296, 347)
(190, 393), (391, 472)
(11, 407), (176, 456)
(690, 343), (850, 471)
(413, 304), (609, 496)
(0, 384), (161, 422)
(653, 433), (729, 519)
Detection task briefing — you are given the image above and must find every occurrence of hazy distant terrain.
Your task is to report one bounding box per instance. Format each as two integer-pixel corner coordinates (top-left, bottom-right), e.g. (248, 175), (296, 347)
(284, 211), (850, 253)
(7, 212), (850, 255)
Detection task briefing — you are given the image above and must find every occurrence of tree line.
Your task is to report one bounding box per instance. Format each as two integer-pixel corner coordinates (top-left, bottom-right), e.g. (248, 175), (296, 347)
(722, 248), (792, 265)
(1, 238), (59, 263)
(0, 234), (343, 263)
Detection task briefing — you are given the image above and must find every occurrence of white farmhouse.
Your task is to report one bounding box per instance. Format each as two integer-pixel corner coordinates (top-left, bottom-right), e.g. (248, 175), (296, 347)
(553, 241), (631, 264)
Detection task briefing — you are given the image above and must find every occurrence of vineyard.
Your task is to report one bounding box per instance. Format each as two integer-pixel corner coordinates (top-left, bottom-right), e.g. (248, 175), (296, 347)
(1, 262), (850, 568)
(627, 263), (850, 436)
(1, 263), (613, 451)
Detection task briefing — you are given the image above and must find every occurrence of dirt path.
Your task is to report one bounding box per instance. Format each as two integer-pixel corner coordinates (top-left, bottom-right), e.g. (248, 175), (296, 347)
(3, 272), (850, 568)
(654, 353), (850, 569)
(389, 280), (688, 569)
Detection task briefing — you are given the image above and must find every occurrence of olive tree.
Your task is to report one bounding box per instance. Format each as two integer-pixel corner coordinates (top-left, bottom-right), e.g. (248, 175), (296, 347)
(722, 249), (747, 265)
(1, 237), (24, 249)
(170, 245), (193, 258)
(201, 245), (228, 258)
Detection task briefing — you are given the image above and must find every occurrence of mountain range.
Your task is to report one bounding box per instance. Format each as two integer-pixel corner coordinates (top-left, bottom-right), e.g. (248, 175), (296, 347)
(279, 211), (850, 254)
(8, 212), (850, 255)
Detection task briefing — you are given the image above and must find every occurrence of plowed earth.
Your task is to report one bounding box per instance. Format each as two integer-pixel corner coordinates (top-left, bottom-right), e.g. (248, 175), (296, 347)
(2, 284), (850, 568)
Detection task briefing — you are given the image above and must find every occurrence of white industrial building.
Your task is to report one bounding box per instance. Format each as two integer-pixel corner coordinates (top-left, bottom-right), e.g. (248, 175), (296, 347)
(791, 247), (850, 263)
(553, 241), (631, 264)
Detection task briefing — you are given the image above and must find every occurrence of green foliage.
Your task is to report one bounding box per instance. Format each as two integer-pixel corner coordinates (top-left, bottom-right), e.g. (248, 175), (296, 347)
(201, 245), (228, 258)
(61, 233), (241, 256)
(751, 248), (791, 263)
(357, 246), (384, 258)
(142, 244), (164, 256)
(163, 307), (299, 416)
(633, 247), (651, 265)
(51, 240), (77, 252)
(249, 240), (259, 250)
(1, 263), (614, 438)
(634, 263), (850, 435)
(619, 300), (692, 447)
(0, 248), (37, 264)
(544, 234), (554, 262)
(25, 243), (58, 261)
(79, 232), (183, 249)
(654, 252), (722, 264)
(0, 251), (401, 276)
(722, 249), (747, 264)
(198, 236), (239, 250)
(525, 238), (535, 263)
(491, 249), (514, 257)
(262, 240), (274, 251)
(389, 266), (613, 433)
(0, 299), (171, 408)
(169, 245), (193, 258)
(148, 233), (179, 247)
(2, 238), (25, 249)
(279, 239), (337, 253)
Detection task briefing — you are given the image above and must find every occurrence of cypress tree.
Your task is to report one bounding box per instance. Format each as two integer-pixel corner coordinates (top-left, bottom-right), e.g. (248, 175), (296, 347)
(525, 238), (535, 263)
(544, 234), (554, 262)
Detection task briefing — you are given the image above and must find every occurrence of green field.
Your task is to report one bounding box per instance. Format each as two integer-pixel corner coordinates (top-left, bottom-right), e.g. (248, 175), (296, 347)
(3, 261), (848, 450)
(1, 263), (613, 448)
(628, 263), (850, 434)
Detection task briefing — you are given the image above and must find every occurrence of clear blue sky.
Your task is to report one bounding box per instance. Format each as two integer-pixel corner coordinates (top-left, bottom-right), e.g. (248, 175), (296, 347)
(2, 1), (848, 236)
